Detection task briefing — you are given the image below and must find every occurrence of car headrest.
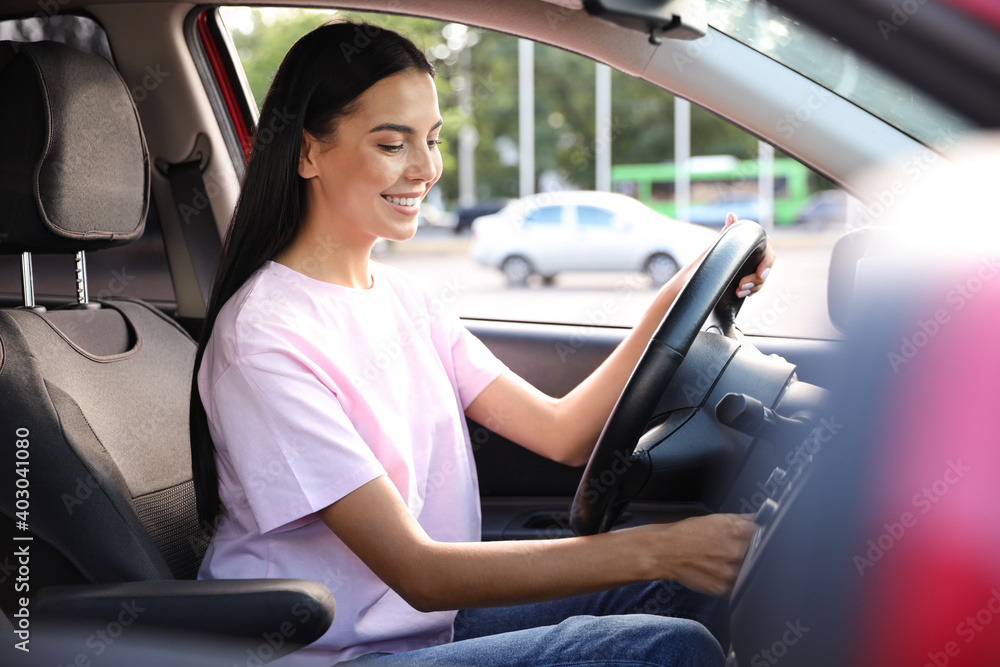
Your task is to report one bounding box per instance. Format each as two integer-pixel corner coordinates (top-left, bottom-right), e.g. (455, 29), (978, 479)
(0, 40), (148, 255)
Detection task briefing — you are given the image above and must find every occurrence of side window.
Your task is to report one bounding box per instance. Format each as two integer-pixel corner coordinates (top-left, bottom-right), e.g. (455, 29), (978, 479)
(524, 207), (562, 227)
(576, 206), (615, 228)
(0, 14), (177, 311)
(220, 8), (843, 339)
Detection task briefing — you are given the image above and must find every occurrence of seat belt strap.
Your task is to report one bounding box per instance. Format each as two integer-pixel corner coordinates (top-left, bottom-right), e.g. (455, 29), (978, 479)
(165, 159), (223, 309)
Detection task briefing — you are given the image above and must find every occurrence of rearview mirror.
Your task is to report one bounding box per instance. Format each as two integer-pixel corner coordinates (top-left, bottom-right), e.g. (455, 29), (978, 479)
(583, 0), (708, 42)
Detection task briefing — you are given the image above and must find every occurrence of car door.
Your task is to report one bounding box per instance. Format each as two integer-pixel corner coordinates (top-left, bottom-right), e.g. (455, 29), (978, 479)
(518, 205), (569, 275)
(567, 205), (638, 271)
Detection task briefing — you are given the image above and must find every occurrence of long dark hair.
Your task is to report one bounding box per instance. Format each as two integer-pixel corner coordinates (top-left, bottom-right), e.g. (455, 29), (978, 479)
(190, 21), (435, 533)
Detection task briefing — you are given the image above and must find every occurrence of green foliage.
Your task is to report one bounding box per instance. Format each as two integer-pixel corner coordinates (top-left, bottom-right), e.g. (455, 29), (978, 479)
(224, 9), (333, 109)
(221, 7), (775, 207)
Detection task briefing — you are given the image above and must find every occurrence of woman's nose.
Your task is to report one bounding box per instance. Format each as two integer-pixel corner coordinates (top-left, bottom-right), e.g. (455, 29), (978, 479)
(408, 144), (438, 182)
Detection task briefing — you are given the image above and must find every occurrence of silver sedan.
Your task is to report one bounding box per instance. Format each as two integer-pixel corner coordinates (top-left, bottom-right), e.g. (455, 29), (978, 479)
(470, 191), (718, 287)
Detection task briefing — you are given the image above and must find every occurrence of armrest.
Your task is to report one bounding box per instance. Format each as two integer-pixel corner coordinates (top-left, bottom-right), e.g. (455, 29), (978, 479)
(34, 578), (335, 653)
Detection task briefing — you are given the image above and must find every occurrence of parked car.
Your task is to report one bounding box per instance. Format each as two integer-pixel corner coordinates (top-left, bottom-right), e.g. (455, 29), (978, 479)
(0, 1), (997, 666)
(793, 188), (863, 229)
(454, 199), (508, 234)
(469, 191), (717, 286)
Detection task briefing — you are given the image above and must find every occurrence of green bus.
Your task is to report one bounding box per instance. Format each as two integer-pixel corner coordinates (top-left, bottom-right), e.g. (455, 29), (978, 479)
(611, 157), (815, 225)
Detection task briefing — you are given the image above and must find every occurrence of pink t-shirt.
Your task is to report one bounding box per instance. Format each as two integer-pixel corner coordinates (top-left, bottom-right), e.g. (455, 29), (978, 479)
(197, 260), (507, 665)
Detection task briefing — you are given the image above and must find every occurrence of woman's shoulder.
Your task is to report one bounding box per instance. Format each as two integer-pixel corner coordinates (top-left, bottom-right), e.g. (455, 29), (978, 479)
(210, 263), (306, 360)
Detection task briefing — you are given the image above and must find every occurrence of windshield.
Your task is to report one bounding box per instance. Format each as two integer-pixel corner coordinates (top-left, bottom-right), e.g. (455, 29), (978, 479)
(706, 0), (973, 149)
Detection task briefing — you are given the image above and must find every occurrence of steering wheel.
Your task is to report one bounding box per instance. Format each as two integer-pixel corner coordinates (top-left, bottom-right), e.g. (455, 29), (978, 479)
(570, 220), (768, 535)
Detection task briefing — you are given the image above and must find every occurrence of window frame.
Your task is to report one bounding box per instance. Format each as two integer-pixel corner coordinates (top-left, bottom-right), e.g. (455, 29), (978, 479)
(184, 6), (256, 180)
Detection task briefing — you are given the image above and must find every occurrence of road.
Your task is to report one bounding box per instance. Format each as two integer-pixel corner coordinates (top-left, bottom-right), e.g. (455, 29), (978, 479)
(378, 226), (842, 340)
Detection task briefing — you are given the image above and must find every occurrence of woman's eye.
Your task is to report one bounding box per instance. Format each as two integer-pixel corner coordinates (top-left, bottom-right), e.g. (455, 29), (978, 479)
(428, 139), (443, 149)
(378, 144), (404, 154)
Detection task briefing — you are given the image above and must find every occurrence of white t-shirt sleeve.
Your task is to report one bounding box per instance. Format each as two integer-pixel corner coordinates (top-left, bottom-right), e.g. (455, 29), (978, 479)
(447, 319), (509, 411)
(210, 351), (386, 535)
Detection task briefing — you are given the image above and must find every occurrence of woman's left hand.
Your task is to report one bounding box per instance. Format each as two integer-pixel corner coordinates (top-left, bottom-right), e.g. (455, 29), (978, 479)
(723, 211), (775, 298)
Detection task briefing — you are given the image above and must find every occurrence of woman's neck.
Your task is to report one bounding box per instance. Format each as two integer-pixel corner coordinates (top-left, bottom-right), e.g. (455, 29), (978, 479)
(272, 220), (375, 289)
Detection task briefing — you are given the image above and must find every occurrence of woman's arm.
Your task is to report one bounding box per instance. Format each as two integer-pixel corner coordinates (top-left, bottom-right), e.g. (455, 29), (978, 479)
(320, 475), (755, 612)
(466, 213), (776, 466)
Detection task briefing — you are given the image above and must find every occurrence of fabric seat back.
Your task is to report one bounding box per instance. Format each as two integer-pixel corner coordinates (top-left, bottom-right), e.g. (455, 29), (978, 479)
(0, 40), (206, 615)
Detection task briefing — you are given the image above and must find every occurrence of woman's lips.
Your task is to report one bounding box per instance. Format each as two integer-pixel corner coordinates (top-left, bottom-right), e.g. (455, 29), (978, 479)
(381, 193), (422, 214)
(382, 192), (423, 215)
(382, 194), (422, 206)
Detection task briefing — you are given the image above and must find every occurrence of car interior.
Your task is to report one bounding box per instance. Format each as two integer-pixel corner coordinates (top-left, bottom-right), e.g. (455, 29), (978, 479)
(0, 0), (996, 665)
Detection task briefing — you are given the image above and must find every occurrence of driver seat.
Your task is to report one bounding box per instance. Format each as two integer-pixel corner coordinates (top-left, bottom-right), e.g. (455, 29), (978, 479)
(0, 39), (333, 658)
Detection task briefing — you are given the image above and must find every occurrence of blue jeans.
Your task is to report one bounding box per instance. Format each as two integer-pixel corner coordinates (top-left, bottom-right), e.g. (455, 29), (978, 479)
(346, 581), (729, 666)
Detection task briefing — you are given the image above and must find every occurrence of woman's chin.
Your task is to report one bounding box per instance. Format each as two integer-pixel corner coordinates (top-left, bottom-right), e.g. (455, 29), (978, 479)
(382, 223), (420, 243)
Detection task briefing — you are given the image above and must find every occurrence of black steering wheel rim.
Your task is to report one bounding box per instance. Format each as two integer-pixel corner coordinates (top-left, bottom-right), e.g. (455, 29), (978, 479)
(570, 220), (769, 536)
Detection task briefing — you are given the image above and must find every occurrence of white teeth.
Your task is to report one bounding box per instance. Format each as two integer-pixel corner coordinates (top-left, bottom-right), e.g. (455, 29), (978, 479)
(384, 195), (419, 207)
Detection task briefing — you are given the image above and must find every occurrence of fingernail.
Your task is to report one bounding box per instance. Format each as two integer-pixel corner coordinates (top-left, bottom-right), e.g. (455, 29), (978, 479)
(759, 267), (770, 280)
(737, 289), (751, 298)
(740, 282), (755, 291)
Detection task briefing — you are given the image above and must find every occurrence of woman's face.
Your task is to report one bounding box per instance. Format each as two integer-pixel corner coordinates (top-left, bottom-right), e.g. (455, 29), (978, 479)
(298, 70), (443, 245)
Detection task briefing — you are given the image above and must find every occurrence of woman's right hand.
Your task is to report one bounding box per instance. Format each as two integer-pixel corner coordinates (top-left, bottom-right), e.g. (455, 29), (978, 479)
(648, 513), (757, 598)
(322, 475), (757, 611)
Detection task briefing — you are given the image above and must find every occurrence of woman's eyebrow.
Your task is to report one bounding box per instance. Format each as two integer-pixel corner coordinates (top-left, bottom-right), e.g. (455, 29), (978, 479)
(369, 119), (444, 134)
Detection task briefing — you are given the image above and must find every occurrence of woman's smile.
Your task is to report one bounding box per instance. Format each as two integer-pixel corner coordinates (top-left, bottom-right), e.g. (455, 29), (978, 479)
(381, 191), (426, 213)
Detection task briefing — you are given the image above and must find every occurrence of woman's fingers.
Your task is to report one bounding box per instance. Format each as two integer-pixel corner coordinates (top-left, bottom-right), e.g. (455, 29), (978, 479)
(663, 514), (756, 598)
(757, 237), (776, 279)
(735, 234), (776, 298)
(724, 212), (747, 296)
(718, 212), (776, 298)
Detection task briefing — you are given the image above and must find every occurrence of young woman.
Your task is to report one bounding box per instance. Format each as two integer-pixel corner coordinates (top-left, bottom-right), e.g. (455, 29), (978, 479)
(191, 21), (775, 667)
